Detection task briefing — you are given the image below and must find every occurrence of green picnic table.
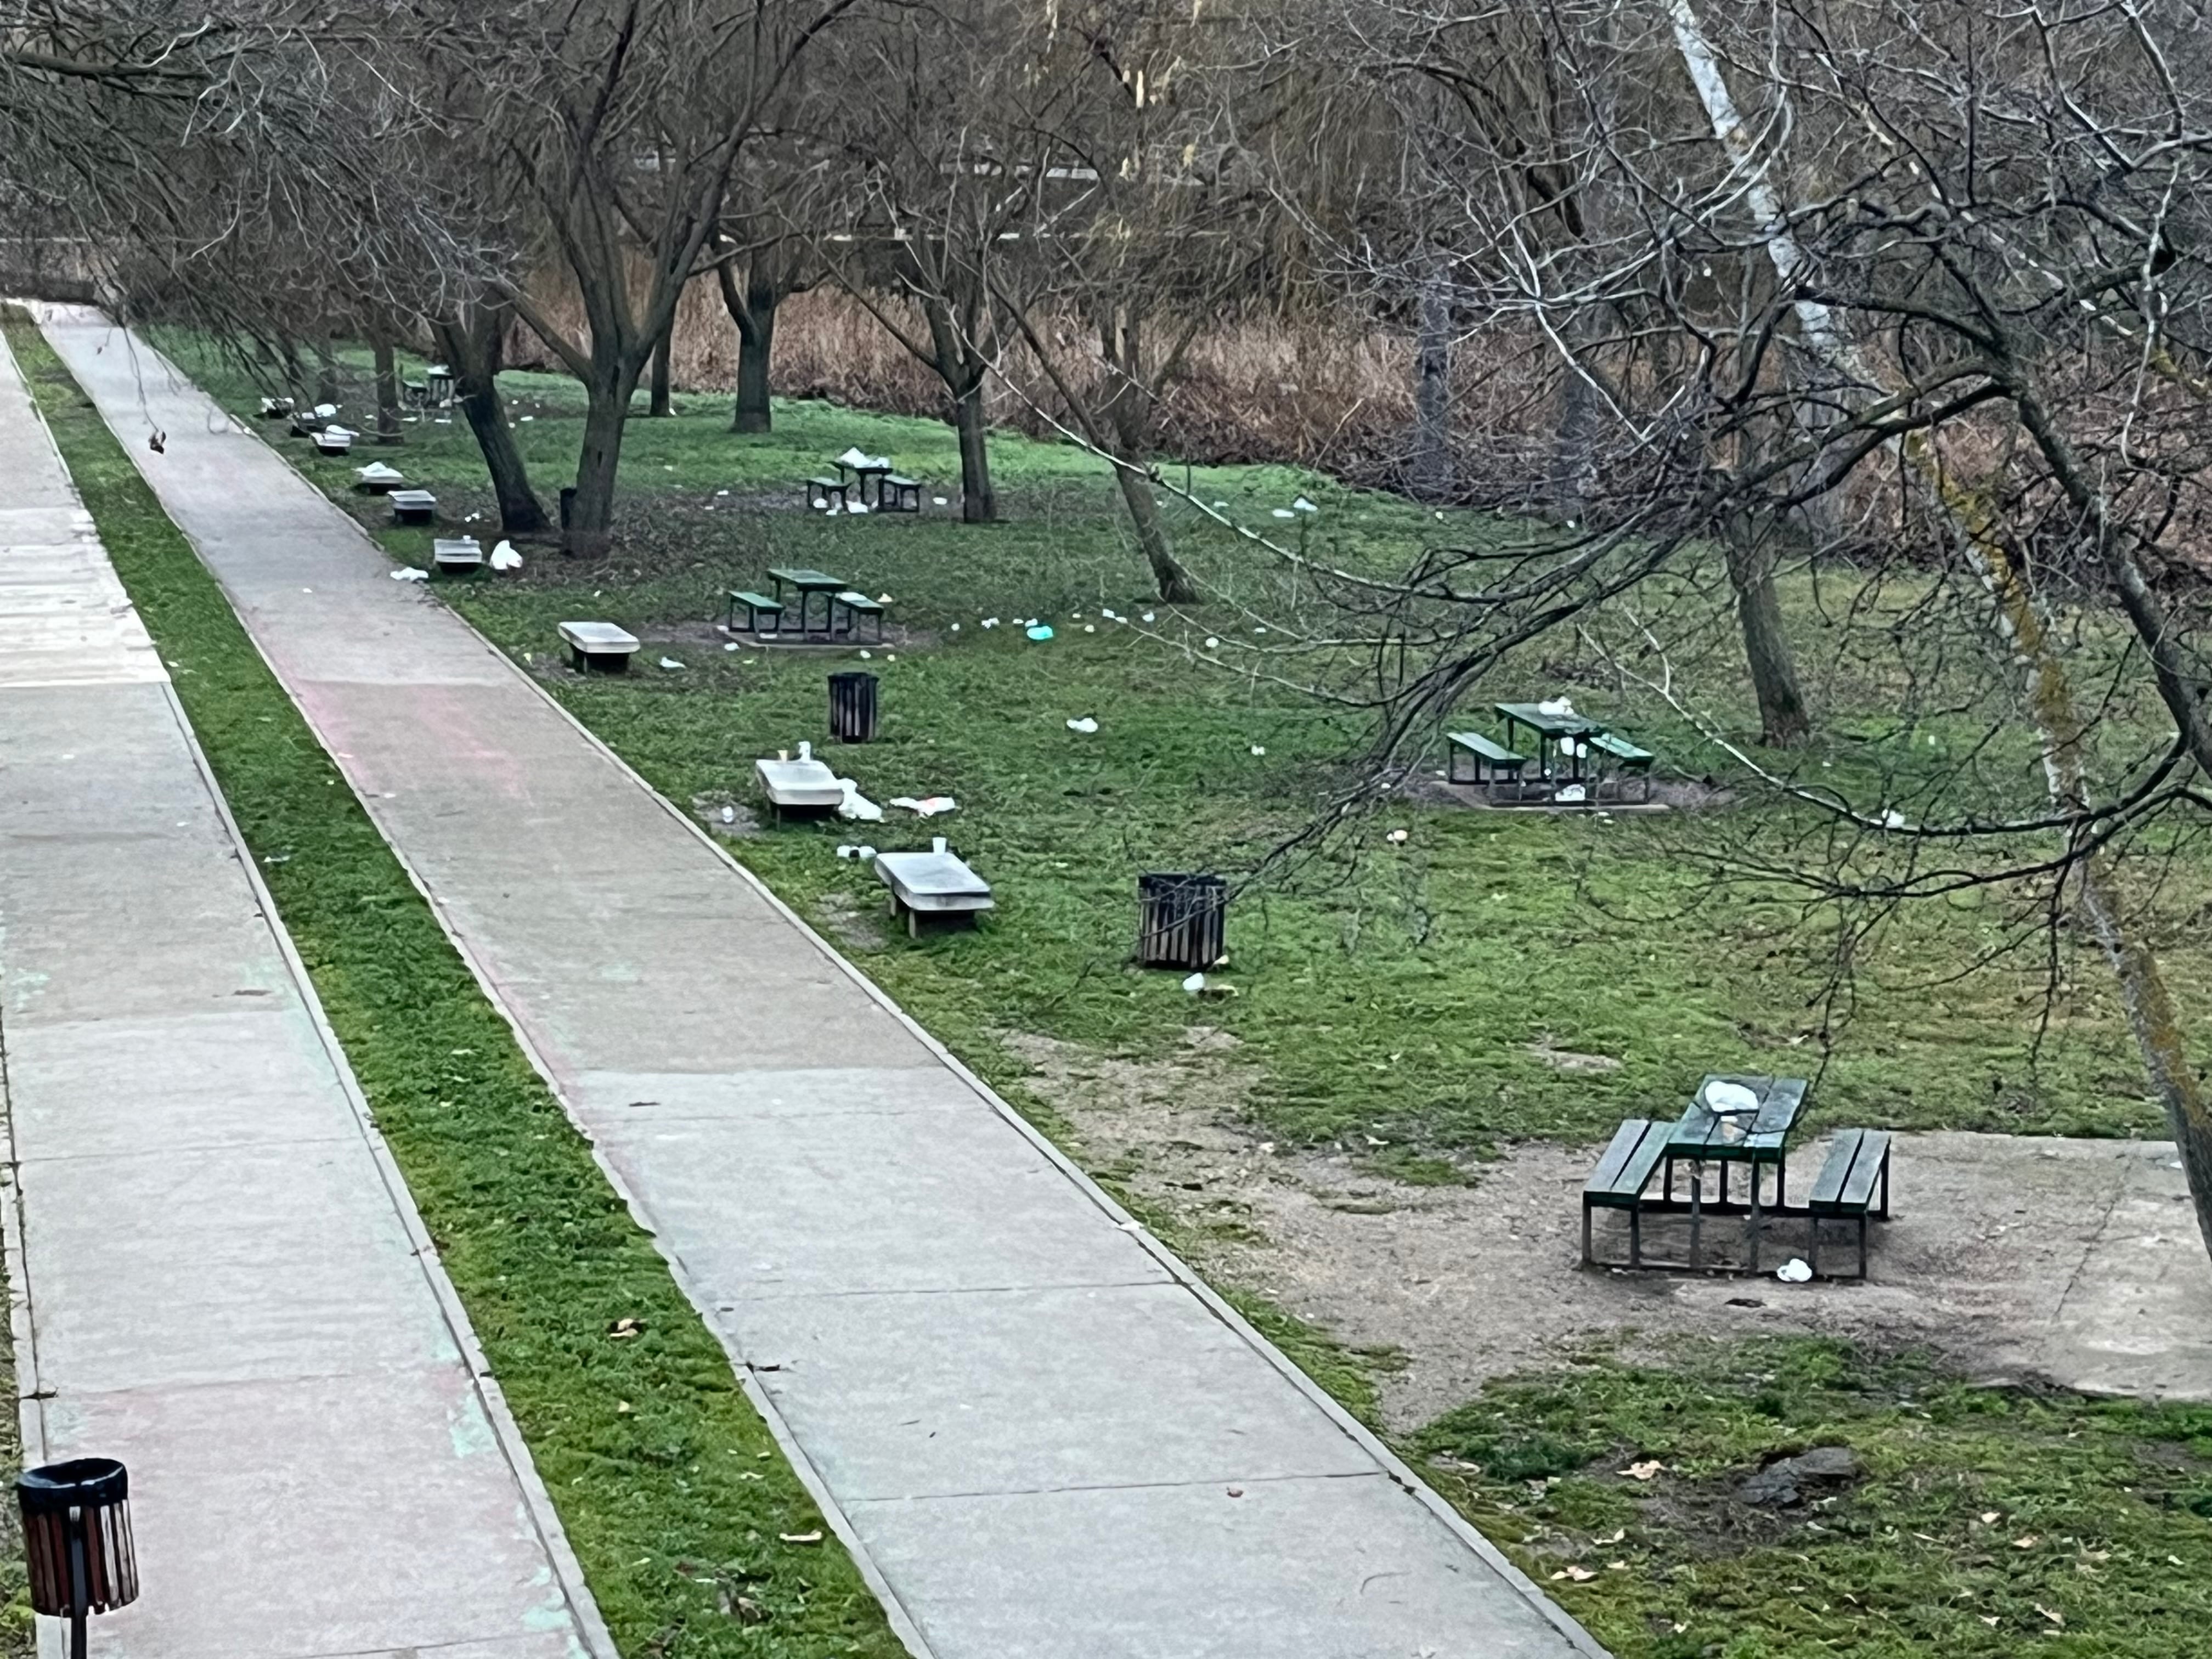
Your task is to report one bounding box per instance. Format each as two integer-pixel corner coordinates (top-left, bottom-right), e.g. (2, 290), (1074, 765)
(1494, 702), (1610, 787)
(768, 566), (848, 636)
(1663, 1074), (1808, 1270)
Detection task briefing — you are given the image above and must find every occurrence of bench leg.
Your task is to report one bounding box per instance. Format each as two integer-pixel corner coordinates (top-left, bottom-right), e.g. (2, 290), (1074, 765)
(1629, 1204), (1642, 1269)
(1582, 1203), (1593, 1267)
(1746, 1167), (1762, 1274)
(1879, 1157), (1892, 1220)
(1807, 1215), (1820, 1279)
(1857, 1214), (1869, 1280)
(1688, 1169), (1702, 1270)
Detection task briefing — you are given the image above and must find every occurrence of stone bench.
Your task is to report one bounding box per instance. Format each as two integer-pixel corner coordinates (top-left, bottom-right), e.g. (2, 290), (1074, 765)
(389, 489), (438, 526)
(558, 620), (640, 674)
(754, 745), (845, 820)
(874, 838), (994, 937)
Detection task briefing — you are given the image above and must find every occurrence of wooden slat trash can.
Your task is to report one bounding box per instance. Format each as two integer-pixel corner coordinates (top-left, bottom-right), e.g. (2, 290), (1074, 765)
(1136, 872), (1228, 970)
(828, 672), (878, 743)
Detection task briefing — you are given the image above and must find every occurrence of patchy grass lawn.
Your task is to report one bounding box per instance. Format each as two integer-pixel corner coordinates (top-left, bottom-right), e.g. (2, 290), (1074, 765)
(1413, 1335), (2212, 1658)
(158, 335), (2200, 1153)
(7, 313), (905, 1659)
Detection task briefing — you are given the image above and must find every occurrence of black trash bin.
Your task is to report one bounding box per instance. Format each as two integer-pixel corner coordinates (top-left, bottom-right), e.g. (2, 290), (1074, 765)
(19, 1459), (138, 1658)
(1136, 872), (1228, 970)
(829, 671), (879, 743)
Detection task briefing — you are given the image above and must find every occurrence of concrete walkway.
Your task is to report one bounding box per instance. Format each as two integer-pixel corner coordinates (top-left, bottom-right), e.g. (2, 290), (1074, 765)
(38, 308), (1603, 1659)
(0, 326), (609, 1659)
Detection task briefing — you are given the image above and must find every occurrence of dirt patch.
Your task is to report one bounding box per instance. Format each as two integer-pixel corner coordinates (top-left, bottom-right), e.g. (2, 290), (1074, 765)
(812, 887), (889, 951)
(691, 791), (761, 838)
(1006, 1030), (2212, 1432)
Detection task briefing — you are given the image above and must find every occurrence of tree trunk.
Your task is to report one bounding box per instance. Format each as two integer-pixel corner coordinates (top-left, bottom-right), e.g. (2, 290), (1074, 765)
(648, 329), (673, 417)
(1412, 261), (1452, 499)
(566, 375), (637, 556)
(729, 270), (779, 434)
(314, 336), (340, 408)
(952, 376), (996, 523)
(1115, 466), (1197, 601)
(435, 311), (548, 538)
(371, 335), (403, 446)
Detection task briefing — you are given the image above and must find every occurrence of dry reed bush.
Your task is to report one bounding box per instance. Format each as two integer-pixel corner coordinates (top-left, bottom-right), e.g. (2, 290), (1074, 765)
(505, 268), (1565, 498)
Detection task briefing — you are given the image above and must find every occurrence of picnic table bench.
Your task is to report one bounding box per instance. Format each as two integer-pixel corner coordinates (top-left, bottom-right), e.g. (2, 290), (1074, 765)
(726, 589), (785, 635)
(754, 747), (845, 819)
(1589, 730), (1656, 800)
(1447, 730), (1529, 790)
(838, 455), (893, 507)
(388, 489), (438, 526)
(432, 537), (483, 578)
(806, 475), (851, 512)
(1808, 1128), (1893, 1279)
(1582, 1118), (1673, 1268)
(834, 591), (886, 641)
(558, 620), (639, 674)
(880, 474), (923, 512)
(768, 566), (848, 635)
(874, 839), (993, 936)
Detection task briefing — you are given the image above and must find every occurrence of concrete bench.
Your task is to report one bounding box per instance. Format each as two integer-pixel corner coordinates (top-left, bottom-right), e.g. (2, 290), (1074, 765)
(834, 591), (887, 642)
(806, 476), (850, 512)
(1447, 730), (1529, 790)
(389, 489), (438, 526)
(354, 462), (407, 494)
(558, 620), (640, 674)
(313, 427), (356, 456)
(754, 746), (845, 820)
(1581, 1118), (1672, 1268)
(431, 537), (483, 577)
(875, 839), (993, 937)
(881, 474), (923, 512)
(725, 590), (785, 635)
(1807, 1128), (1893, 1280)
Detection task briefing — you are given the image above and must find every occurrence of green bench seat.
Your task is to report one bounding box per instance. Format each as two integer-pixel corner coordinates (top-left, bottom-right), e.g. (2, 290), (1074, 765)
(1582, 1118), (1672, 1267)
(880, 474), (923, 512)
(726, 590), (785, 634)
(833, 590), (887, 642)
(1589, 730), (1656, 802)
(1806, 1128), (1892, 1279)
(806, 475), (850, 511)
(1447, 730), (1530, 787)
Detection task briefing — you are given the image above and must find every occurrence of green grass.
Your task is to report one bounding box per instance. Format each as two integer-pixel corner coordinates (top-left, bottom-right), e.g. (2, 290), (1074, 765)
(5, 318), (904, 1658)
(154, 334), (2204, 1156)
(1408, 1335), (2212, 1658)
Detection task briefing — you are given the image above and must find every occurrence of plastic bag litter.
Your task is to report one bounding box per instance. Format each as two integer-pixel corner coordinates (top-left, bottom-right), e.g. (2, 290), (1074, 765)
(1082, 624), (1096, 633)
(391, 567), (429, 582)
(1142, 611), (1156, 623)
(1701, 1079), (1759, 1115)
(1385, 828), (1409, 844)
(836, 780), (883, 822)
(1536, 695), (1577, 717)
(721, 806), (736, 824)
(1065, 716), (1099, 733)
(1556, 782), (1587, 803)
(980, 617), (999, 629)
(1203, 637), (1220, 650)
(933, 495), (948, 506)
(1026, 624), (1054, 641)
(1293, 496), (1318, 514)
(658, 657), (685, 670)
(837, 447), (889, 470)
(889, 795), (957, 817)
(1182, 972), (1206, 995)
(1250, 745), (1266, 756)
(1272, 507), (1296, 519)
(1776, 1259), (1814, 1284)
(313, 402), (339, 418)
(489, 540), (523, 571)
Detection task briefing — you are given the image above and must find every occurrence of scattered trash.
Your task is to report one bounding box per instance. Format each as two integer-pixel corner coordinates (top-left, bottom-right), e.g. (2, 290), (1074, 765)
(837, 446), (889, 470)
(1250, 744), (1266, 756)
(889, 795), (957, 817)
(1204, 636), (1220, 649)
(1536, 695), (1577, 717)
(1549, 1566), (1597, 1583)
(847, 500), (870, 515)
(1776, 1258), (1814, 1283)
(858, 649), (872, 659)
(1556, 782), (1587, 803)
(877, 592), (894, 603)
(716, 488), (730, 496)
(1182, 972), (1206, 994)
(313, 402), (338, 418)
(778, 1531), (823, 1547)
(721, 806), (736, 824)
(1385, 827), (1409, 844)
(837, 843), (858, 859)
(980, 617), (1000, 629)
(1102, 608), (1120, 621)
(1026, 624), (1054, 641)
(1083, 624), (1095, 633)
(1620, 1460), (1664, 1481)
(1880, 808), (1909, 830)
(836, 780), (884, 821)
(391, 567), (429, 582)
(1066, 716), (1099, 733)
(1253, 626), (1267, 634)
(658, 657), (685, 670)
(1272, 507), (1296, 519)
(1142, 611), (1156, 623)
(521, 415), (535, 422)
(1293, 495), (1318, 513)
(489, 539), (523, 571)
(950, 622), (961, 632)
(933, 495), (948, 506)
(724, 642), (739, 651)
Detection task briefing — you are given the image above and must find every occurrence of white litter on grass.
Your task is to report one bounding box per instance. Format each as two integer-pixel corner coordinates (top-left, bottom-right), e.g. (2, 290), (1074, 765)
(1272, 508), (1296, 519)
(889, 795), (957, 817)
(658, 657), (685, 670)
(489, 539), (523, 571)
(877, 592), (894, 603)
(1556, 782), (1587, 803)
(1776, 1259), (1814, 1284)
(1204, 636), (1220, 650)
(1536, 695), (1577, 717)
(1182, 972), (1207, 994)
(1385, 828), (1409, 844)
(716, 488), (730, 496)
(980, 617), (1000, 629)
(1142, 611), (1156, 623)
(1083, 624), (1096, 633)
(950, 622), (962, 631)
(1880, 809), (1910, 829)
(1102, 608), (1120, 621)
(520, 415), (535, 422)
(721, 806), (736, 824)
(1250, 745), (1266, 756)
(836, 780), (884, 822)
(1293, 496), (1318, 514)
(391, 567), (429, 582)
(858, 650), (873, 659)
(1066, 717), (1099, 733)
(933, 495), (948, 506)
(725, 642), (739, 651)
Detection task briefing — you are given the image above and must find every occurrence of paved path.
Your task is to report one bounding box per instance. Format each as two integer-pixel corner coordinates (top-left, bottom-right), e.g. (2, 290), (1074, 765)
(38, 308), (1602, 1659)
(0, 325), (609, 1659)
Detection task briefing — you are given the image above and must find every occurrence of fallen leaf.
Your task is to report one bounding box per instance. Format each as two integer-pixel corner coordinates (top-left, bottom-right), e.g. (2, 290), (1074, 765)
(778, 1531), (822, 1546)
(1620, 1460), (1664, 1481)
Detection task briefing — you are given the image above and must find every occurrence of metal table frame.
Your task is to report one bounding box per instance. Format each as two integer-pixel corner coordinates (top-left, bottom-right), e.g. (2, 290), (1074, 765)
(767, 566), (849, 636)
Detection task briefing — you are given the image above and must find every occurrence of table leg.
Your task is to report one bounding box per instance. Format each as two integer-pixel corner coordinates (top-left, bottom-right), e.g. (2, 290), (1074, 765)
(1688, 1160), (1703, 1269)
(1747, 1162), (1762, 1273)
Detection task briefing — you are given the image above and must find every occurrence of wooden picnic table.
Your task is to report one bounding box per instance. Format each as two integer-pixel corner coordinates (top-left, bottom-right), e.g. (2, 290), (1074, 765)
(767, 566), (848, 635)
(1494, 702), (1611, 786)
(839, 459), (894, 508)
(1663, 1074), (1808, 1270)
